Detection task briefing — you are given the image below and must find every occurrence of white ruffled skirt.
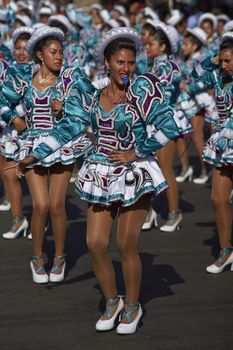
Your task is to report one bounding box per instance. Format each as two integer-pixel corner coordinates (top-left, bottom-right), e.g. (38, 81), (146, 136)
(0, 126), (19, 159)
(75, 155), (168, 207)
(203, 117), (233, 167)
(194, 92), (219, 123)
(15, 133), (92, 167)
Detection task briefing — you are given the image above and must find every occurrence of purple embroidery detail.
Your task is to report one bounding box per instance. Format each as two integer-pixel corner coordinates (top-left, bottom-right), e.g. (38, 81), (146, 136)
(113, 167), (124, 175)
(99, 130), (115, 136)
(98, 147), (112, 155)
(99, 118), (113, 128)
(35, 96), (49, 105)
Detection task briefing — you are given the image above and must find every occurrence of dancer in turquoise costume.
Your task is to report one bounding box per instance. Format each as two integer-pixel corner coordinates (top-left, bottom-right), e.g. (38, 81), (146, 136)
(0, 56), (10, 211)
(143, 21), (191, 232)
(14, 27), (180, 334)
(0, 26), (33, 236)
(192, 32), (233, 274)
(2, 26), (92, 285)
(176, 27), (218, 184)
(198, 13), (219, 54)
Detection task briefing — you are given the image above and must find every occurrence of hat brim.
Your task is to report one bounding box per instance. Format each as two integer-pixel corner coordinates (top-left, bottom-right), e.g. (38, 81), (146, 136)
(27, 27), (65, 57)
(95, 27), (140, 62)
(153, 22), (178, 53)
(186, 28), (208, 46)
(12, 27), (33, 44)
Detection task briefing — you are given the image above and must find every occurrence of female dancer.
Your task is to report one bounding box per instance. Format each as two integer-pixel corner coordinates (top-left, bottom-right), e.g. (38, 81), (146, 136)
(144, 21), (191, 232)
(1, 26), (33, 239)
(2, 26), (91, 284)
(13, 27), (180, 333)
(193, 32), (233, 273)
(176, 27), (218, 184)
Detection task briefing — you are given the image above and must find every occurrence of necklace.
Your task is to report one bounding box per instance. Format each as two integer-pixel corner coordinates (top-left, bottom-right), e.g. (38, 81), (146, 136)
(106, 87), (127, 105)
(38, 72), (56, 84)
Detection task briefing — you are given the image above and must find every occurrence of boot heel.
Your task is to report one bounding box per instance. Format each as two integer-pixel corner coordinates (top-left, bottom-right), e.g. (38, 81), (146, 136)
(142, 209), (157, 230)
(188, 174), (193, 182)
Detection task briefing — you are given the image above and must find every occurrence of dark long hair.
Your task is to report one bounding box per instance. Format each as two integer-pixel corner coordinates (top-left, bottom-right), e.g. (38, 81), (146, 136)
(104, 38), (136, 61)
(33, 35), (63, 64)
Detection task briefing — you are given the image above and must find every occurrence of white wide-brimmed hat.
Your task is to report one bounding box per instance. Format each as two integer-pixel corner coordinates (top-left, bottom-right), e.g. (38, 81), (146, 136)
(113, 5), (126, 16)
(198, 13), (218, 30)
(39, 7), (52, 17)
(221, 31), (233, 43)
(15, 14), (32, 27)
(48, 14), (72, 33)
(167, 9), (184, 27)
(95, 27), (140, 63)
(216, 14), (230, 23)
(143, 7), (159, 22)
(153, 21), (179, 53)
(12, 26), (33, 44)
(0, 10), (7, 23)
(26, 25), (64, 57)
(89, 3), (103, 12)
(186, 27), (208, 46)
(223, 20), (233, 33)
(119, 16), (130, 27)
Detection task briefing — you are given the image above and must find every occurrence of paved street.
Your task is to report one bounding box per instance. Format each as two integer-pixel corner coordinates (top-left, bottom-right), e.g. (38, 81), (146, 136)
(1, 158), (233, 350)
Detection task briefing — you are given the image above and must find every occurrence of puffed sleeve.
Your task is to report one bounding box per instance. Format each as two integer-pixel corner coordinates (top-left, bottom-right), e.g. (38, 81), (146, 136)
(192, 55), (219, 89)
(127, 73), (180, 157)
(29, 68), (95, 161)
(1, 63), (31, 123)
(156, 61), (181, 105)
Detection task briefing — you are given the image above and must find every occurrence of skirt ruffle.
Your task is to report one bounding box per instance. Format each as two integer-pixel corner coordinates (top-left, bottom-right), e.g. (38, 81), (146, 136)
(0, 126), (19, 159)
(75, 155), (168, 207)
(15, 133), (92, 167)
(194, 92), (219, 123)
(203, 120), (233, 167)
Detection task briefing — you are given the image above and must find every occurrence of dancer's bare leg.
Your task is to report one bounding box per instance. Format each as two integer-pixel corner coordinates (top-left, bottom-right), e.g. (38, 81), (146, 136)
(157, 140), (179, 212)
(49, 163), (73, 266)
(211, 166), (233, 266)
(86, 202), (118, 319)
(117, 194), (150, 322)
(3, 159), (24, 230)
(25, 166), (49, 266)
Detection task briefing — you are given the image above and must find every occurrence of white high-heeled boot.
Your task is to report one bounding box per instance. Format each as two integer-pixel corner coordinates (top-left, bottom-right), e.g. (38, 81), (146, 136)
(30, 256), (49, 284)
(142, 209), (158, 230)
(0, 197), (11, 211)
(3, 217), (29, 239)
(176, 166), (193, 183)
(160, 210), (182, 232)
(116, 302), (143, 335)
(49, 255), (66, 283)
(206, 248), (233, 274)
(96, 296), (124, 331)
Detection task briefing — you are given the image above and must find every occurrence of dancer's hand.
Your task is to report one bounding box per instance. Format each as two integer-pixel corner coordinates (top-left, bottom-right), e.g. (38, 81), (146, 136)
(211, 55), (219, 65)
(12, 117), (27, 133)
(52, 99), (63, 118)
(109, 149), (136, 164)
(4, 156), (36, 178)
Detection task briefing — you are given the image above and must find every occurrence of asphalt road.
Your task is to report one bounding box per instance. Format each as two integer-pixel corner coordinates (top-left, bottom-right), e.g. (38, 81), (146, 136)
(1, 157), (233, 350)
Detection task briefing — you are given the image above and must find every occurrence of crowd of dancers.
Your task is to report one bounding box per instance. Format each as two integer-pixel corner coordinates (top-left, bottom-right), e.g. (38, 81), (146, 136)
(0, 0), (233, 335)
